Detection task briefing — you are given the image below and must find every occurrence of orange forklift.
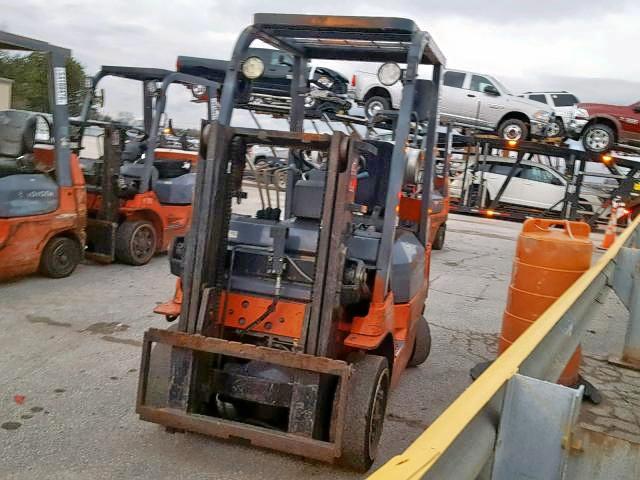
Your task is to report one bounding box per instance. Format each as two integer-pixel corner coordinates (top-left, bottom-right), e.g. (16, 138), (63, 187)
(76, 67), (218, 264)
(0, 32), (86, 281)
(136, 14), (445, 470)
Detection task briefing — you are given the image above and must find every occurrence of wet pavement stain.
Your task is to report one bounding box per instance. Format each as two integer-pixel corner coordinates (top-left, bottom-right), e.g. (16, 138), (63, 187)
(54, 388), (66, 394)
(109, 376), (119, 380)
(100, 335), (141, 347)
(82, 322), (129, 335)
(1, 422), (21, 430)
(20, 414), (33, 420)
(30, 406), (44, 413)
(26, 315), (71, 328)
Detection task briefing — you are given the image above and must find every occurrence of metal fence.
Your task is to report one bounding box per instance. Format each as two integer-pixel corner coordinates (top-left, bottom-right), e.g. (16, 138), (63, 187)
(369, 216), (640, 480)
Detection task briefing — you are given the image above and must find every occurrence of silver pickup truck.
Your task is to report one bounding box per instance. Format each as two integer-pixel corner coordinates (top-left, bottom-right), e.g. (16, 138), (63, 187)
(352, 68), (554, 140)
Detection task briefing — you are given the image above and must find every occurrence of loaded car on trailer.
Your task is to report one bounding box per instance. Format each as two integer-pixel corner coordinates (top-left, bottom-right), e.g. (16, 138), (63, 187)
(353, 68), (554, 141)
(76, 67), (218, 265)
(568, 100), (640, 153)
(177, 49), (352, 117)
(136, 13), (445, 471)
(0, 32), (86, 281)
(519, 91), (580, 138)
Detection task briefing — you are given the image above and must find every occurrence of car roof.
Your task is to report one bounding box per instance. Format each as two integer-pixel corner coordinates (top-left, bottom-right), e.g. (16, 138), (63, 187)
(521, 91), (573, 95)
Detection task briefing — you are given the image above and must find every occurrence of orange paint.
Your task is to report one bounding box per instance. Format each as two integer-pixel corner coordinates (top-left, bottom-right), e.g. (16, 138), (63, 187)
(499, 218), (592, 386)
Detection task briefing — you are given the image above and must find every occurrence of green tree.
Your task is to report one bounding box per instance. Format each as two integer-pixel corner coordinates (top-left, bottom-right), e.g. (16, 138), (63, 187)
(0, 52), (88, 116)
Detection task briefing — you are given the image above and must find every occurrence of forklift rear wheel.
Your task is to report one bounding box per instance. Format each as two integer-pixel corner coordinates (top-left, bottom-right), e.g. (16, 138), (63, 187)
(408, 316), (432, 367)
(432, 224), (446, 250)
(115, 220), (157, 266)
(340, 354), (390, 472)
(39, 236), (81, 278)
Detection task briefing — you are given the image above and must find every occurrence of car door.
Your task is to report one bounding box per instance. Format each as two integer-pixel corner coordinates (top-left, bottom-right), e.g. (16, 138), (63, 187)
(439, 71), (478, 125)
(472, 75), (505, 128)
(620, 101), (640, 144)
(515, 164), (565, 209)
(482, 162), (525, 205)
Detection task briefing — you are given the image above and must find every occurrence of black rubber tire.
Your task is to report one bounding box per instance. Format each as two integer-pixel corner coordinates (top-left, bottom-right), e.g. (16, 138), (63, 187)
(582, 123), (615, 153)
(408, 317), (432, 367)
(497, 118), (529, 141)
(340, 354), (390, 472)
(432, 224), (446, 250)
(115, 220), (157, 266)
(364, 96), (391, 120)
(39, 236), (81, 278)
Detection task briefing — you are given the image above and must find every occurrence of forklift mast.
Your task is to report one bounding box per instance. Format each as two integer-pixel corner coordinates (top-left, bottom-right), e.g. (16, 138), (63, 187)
(78, 67), (219, 194)
(0, 32), (72, 187)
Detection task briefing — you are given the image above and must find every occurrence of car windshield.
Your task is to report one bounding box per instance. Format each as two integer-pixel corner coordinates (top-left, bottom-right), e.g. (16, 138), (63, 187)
(490, 77), (512, 96)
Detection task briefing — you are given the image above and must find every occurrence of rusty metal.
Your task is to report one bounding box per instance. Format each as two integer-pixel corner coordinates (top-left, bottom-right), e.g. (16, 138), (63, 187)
(136, 327), (351, 460)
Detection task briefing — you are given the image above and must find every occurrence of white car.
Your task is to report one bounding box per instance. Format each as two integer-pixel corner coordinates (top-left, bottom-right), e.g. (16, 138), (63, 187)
(352, 69), (554, 140)
(450, 155), (604, 214)
(519, 91), (580, 137)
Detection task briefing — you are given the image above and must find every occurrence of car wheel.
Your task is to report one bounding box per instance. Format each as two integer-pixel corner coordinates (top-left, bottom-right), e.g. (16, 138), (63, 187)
(115, 220), (157, 266)
(582, 123), (615, 153)
(498, 118), (529, 141)
(39, 236), (82, 278)
(547, 119), (565, 138)
(364, 96), (391, 120)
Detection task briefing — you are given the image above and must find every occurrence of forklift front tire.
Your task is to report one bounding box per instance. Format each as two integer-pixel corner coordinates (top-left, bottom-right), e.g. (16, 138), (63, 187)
(115, 220), (157, 266)
(432, 224), (446, 250)
(408, 316), (431, 367)
(340, 354), (390, 472)
(39, 236), (81, 278)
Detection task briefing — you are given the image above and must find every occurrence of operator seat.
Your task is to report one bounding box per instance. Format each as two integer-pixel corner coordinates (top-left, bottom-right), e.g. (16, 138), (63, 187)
(0, 110), (59, 217)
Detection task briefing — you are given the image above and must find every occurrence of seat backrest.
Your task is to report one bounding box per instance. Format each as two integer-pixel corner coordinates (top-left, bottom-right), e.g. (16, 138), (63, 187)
(0, 110), (38, 158)
(355, 140), (394, 212)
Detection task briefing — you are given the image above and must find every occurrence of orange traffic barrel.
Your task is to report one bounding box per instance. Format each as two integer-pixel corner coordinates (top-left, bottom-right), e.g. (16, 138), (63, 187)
(498, 218), (592, 386)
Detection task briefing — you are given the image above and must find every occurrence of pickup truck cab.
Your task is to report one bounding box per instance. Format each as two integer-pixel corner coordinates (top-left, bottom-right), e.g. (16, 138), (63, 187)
(353, 68), (553, 140)
(569, 101), (640, 153)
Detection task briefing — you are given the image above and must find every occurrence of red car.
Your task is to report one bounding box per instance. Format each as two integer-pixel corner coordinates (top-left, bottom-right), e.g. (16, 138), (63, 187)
(569, 100), (640, 153)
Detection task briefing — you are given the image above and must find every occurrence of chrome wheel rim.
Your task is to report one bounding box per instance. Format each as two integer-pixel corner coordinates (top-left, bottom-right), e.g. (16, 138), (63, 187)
(548, 121), (561, 137)
(585, 128), (610, 151)
(502, 124), (523, 140)
(367, 100), (384, 118)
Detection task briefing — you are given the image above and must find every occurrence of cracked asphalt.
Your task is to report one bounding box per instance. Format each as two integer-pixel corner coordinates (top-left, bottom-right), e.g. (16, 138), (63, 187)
(0, 214), (631, 479)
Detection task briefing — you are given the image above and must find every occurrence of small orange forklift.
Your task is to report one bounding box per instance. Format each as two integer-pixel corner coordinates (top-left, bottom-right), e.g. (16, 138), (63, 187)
(76, 67), (218, 264)
(0, 32), (86, 281)
(136, 14), (445, 470)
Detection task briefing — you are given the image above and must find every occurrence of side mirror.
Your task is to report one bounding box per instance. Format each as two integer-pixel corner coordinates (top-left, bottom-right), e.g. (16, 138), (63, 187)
(483, 85), (500, 96)
(551, 177), (563, 186)
(278, 54), (293, 70)
(634, 105), (640, 113)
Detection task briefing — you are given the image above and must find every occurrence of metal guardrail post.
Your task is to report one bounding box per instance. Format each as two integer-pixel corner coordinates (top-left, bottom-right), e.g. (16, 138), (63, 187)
(609, 244), (640, 370)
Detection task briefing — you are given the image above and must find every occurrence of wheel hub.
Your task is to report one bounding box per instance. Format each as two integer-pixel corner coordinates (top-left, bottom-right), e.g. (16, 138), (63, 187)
(503, 124), (523, 140)
(367, 101), (384, 118)
(585, 128), (610, 151)
(132, 226), (154, 260)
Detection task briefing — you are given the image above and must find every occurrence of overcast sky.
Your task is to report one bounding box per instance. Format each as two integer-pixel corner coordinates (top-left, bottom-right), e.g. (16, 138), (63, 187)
(3, 0), (639, 127)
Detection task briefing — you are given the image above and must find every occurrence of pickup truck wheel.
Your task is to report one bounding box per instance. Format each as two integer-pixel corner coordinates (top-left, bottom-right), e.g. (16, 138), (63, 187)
(498, 118), (528, 141)
(582, 123), (615, 153)
(364, 96), (390, 120)
(547, 119), (565, 138)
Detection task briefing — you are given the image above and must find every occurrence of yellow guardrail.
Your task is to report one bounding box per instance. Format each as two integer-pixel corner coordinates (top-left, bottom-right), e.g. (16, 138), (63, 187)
(369, 215), (640, 479)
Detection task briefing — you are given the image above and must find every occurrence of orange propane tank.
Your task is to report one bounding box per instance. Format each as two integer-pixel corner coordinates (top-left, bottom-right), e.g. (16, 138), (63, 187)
(499, 218), (593, 386)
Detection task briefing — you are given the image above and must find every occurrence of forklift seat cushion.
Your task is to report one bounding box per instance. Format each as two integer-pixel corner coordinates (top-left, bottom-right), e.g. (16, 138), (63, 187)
(390, 231), (425, 304)
(153, 173), (196, 205)
(355, 140), (393, 212)
(0, 173), (58, 218)
(0, 110), (38, 159)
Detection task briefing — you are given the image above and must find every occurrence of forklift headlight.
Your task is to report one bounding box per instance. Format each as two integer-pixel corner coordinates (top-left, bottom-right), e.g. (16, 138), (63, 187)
(241, 56), (265, 80)
(377, 62), (402, 86)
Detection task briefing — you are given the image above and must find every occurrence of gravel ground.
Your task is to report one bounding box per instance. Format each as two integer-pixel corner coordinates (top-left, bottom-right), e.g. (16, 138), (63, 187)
(0, 214), (634, 479)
